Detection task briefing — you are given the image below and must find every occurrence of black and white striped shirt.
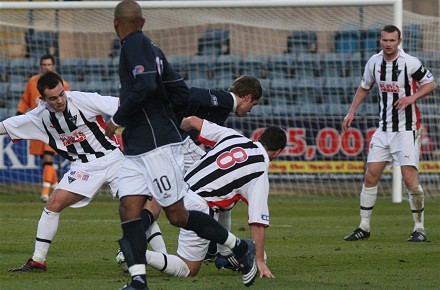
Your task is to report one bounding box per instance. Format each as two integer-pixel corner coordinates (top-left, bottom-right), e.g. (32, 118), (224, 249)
(184, 121), (270, 226)
(3, 91), (120, 163)
(361, 48), (435, 132)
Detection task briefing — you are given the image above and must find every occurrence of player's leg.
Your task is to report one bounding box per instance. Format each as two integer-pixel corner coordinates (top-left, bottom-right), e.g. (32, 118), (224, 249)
(401, 166), (426, 241)
(142, 199), (167, 254)
(9, 189), (85, 272)
(163, 196), (257, 286)
(345, 131), (391, 241)
(41, 144), (58, 202)
(397, 131), (426, 242)
(117, 156), (153, 290)
(11, 150), (123, 272)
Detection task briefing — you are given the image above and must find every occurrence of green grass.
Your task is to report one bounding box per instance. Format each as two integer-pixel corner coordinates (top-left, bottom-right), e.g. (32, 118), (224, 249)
(0, 193), (439, 290)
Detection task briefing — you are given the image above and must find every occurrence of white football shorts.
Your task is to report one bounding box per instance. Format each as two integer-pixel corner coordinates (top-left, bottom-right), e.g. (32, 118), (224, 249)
(367, 130), (420, 169)
(57, 149), (123, 208)
(117, 143), (186, 207)
(177, 191), (219, 261)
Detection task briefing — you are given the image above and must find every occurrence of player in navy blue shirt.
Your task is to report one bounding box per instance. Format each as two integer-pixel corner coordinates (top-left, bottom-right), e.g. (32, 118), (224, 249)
(106, 1), (258, 289)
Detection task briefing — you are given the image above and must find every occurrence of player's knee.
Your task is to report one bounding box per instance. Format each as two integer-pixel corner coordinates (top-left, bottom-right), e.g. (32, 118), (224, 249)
(164, 202), (188, 227)
(186, 262), (201, 277)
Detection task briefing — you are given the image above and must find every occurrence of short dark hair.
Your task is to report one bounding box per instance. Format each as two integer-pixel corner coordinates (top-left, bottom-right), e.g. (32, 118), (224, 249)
(229, 75), (262, 102)
(258, 126), (287, 151)
(381, 25), (401, 39)
(37, 71), (64, 98)
(39, 54), (55, 65)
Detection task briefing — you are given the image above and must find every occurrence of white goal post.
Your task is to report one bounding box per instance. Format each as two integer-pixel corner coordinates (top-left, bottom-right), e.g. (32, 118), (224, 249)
(1, 0), (439, 201)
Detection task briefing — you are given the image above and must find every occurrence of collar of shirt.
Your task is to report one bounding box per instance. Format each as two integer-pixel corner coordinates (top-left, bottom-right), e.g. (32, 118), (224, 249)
(230, 92), (237, 113)
(379, 47), (405, 62)
(121, 30), (143, 45)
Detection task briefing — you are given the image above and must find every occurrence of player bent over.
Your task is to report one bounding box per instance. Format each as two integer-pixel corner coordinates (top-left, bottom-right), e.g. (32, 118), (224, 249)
(137, 75), (263, 261)
(141, 116), (286, 280)
(3, 71), (122, 272)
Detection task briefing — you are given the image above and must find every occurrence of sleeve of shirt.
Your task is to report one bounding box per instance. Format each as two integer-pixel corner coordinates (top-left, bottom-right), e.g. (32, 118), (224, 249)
(410, 58), (435, 86)
(360, 57), (375, 90)
(1, 114), (48, 143)
(197, 120), (239, 146)
(112, 39), (158, 124)
(246, 171), (270, 226)
(77, 92), (120, 117)
(188, 88), (234, 110)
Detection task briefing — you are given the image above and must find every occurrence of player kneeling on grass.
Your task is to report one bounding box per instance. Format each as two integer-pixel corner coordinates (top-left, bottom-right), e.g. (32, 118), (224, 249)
(2, 71), (123, 272)
(118, 116), (286, 280)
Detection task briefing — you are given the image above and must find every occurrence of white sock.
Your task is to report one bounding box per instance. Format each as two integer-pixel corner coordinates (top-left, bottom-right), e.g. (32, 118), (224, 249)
(146, 221), (167, 254)
(359, 184), (377, 232)
(217, 211), (232, 256)
(146, 250), (190, 277)
(223, 232), (237, 250)
(408, 185), (425, 233)
(32, 208), (60, 263)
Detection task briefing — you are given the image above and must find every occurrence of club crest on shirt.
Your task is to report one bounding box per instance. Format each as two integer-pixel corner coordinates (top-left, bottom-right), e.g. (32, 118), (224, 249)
(69, 115), (77, 125)
(68, 176), (76, 184)
(132, 65), (145, 78)
(394, 69), (402, 77)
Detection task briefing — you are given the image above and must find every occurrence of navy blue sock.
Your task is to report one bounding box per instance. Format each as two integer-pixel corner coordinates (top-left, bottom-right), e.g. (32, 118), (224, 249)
(184, 210), (228, 244)
(232, 237), (248, 258)
(121, 219), (147, 265)
(140, 208), (155, 231)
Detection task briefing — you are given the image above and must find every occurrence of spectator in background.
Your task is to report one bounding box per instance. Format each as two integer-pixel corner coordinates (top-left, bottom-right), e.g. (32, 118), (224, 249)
(17, 54), (70, 202)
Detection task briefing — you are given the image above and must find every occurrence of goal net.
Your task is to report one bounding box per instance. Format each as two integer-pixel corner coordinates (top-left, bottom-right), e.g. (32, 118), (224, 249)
(0, 1), (439, 198)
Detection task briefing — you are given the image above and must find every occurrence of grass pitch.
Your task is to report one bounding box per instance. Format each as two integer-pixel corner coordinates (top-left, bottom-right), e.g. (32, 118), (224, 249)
(0, 193), (439, 290)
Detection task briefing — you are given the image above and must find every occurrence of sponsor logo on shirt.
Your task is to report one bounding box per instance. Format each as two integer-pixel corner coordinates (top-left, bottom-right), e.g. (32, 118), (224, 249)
(379, 82), (399, 93)
(211, 94), (218, 107)
(60, 131), (86, 146)
(132, 65), (145, 78)
(261, 214), (270, 221)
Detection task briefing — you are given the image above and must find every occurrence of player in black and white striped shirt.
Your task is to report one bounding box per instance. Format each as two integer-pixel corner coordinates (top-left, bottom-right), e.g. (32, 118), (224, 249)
(143, 116), (286, 281)
(3, 71), (123, 272)
(342, 25), (436, 242)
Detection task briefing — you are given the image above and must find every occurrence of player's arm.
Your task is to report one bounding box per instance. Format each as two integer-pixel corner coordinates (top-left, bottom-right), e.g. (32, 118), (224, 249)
(249, 223), (274, 278)
(0, 113), (46, 143)
(343, 58), (377, 133)
(394, 68), (436, 111)
(0, 122), (7, 135)
(111, 39), (157, 129)
(180, 116), (203, 132)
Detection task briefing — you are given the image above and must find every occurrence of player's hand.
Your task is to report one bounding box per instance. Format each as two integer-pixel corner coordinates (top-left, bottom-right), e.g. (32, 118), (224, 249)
(257, 261), (275, 278)
(105, 119), (118, 137)
(394, 95), (415, 110)
(342, 112), (354, 133)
